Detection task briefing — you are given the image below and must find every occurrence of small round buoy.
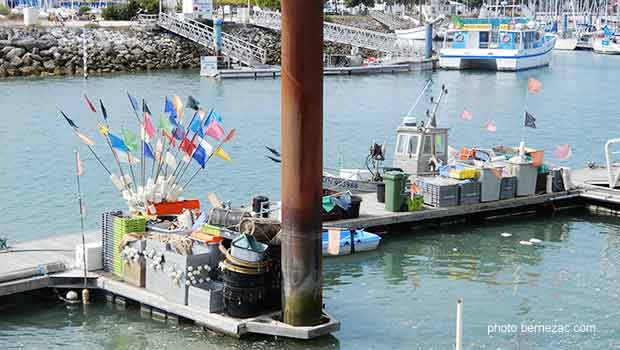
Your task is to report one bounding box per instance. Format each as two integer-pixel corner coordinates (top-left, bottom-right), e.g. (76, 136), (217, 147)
(501, 232), (512, 237)
(529, 238), (542, 244)
(66, 290), (78, 301)
(519, 240), (533, 246)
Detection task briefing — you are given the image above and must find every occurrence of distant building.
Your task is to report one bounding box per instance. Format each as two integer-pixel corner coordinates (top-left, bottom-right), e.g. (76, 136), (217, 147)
(324, 0), (347, 14)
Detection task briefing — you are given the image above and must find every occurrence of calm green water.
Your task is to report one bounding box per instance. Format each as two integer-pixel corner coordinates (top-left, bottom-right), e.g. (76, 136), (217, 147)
(1, 51), (620, 348)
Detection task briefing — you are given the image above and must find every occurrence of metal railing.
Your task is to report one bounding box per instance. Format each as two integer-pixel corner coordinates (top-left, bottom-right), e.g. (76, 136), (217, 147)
(252, 10), (418, 57)
(368, 10), (412, 30)
(136, 13), (158, 25)
(158, 13), (267, 67)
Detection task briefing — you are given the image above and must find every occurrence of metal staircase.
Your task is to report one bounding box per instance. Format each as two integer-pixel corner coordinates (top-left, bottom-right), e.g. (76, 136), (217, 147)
(252, 10), (418, 57)
(158, 12), (267, 67)
(368, 10), (413, 30)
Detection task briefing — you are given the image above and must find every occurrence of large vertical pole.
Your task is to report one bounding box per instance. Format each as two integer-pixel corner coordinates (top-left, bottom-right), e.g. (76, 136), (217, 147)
(280, 0), (324, 327)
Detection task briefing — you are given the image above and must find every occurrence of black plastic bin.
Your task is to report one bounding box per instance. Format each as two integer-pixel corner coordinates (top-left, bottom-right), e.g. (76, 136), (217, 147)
(345, 195), (363, 219)
(376, 182), (386, 203)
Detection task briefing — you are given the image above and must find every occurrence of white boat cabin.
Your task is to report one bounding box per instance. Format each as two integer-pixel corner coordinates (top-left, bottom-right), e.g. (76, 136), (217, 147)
(447, 24), (547, 51)
(393, 124), (449, 176)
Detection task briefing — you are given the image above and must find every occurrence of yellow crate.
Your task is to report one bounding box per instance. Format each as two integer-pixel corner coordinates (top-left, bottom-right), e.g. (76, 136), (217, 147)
(449, 168), (478, 180)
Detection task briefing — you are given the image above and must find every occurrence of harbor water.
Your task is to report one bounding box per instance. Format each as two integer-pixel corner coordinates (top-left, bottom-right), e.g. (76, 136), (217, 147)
(1, 51), (620, 348)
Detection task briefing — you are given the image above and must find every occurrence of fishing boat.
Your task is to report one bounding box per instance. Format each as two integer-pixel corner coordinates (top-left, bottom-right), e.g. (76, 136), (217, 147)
(321, 229), (382, 256)
(323, 81), (449, 193)
(593, 30), (620, 54)
(439, 18), (557, 71)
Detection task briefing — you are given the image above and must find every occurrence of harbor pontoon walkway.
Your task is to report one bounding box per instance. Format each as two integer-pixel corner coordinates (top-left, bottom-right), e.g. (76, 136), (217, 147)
(252, 10), (419, 57)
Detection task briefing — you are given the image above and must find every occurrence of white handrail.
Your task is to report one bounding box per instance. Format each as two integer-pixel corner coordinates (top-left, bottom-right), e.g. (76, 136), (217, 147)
(158, 13), (267, 66)
(252, 10), (418, 57)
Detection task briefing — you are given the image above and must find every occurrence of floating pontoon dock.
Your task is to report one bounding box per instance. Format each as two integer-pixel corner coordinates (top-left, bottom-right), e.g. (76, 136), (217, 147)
(2, 166), (620, 338)
(0, 231), (339, 339)
(215, 59), (436, 79)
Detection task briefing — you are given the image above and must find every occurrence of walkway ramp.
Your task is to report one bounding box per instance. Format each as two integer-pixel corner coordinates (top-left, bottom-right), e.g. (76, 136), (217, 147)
(252, 10), (418, 57)
(158, 13), (267, 67)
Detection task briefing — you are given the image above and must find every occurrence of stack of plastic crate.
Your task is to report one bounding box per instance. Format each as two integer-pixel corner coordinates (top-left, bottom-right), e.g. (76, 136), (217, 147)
(101, 211), (122, 273)
(112, 215), (146, 277)
(417, 177), (459, 208)
(458, 180), (482, 205)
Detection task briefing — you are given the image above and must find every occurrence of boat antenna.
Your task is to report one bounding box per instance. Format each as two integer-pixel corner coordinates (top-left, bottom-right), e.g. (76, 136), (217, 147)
(425, 84), (448, 129)
(405, 79), (433, 117)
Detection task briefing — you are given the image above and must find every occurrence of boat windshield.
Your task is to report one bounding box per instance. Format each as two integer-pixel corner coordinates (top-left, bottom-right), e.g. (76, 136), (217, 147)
(423, 135), (432, 155)
(435, 134), (445, 154)
(396, 134), (408, 154)
(408, 135), (420, 156)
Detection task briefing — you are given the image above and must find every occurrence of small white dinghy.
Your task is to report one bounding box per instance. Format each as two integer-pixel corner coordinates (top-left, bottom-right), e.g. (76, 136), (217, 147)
(322, 229), (382, 256)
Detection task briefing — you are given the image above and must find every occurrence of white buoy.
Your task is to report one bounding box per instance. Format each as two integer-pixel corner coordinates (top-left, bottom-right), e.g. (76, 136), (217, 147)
(519, 240), (533, 246)
(66, 290), (79, 301)
(529, 238), (542, 244)
(501, 232), (512, 237)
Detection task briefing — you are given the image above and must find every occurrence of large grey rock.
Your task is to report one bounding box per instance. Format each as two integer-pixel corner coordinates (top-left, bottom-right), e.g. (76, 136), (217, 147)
(5, 47), (25, 60)
(9, 55), (23, 68)
(43, 59), (56, 70)
(0, 46), (14, 56)
(13, 38), (36, 51)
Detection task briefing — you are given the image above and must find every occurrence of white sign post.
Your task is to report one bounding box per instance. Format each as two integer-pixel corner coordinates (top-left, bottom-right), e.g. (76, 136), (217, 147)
(200, 56), (219, 77)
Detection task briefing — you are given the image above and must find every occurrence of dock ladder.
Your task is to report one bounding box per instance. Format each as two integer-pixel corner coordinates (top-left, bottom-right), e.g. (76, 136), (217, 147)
(252, 10), (418, 58)
(157, 12), (267, 67)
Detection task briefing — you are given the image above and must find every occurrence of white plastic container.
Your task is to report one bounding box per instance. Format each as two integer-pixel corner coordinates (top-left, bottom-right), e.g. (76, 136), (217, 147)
(477, 167), (501, 202)
(23, 8), (38, 26)
(508, 160), (538, 197)
(75, 242), (103, 271)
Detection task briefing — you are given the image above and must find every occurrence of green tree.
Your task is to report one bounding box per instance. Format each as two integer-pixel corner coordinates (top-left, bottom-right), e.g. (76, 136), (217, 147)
(345, 0), (375, 7)
(0, 4), (10, 16)
(256, 0), (280, 9)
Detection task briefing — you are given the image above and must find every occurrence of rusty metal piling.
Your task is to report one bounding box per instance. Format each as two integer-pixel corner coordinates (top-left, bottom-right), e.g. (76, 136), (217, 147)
(280, 0), (324, 327)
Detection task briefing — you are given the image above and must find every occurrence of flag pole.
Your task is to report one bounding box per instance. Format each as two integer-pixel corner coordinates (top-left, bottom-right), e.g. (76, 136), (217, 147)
(119, 125), (139, 192)
(173, 108), (214, 182)
(182, 129), (234, 189)
(85, 143), (112, 176)
(170, 111), (201, 178)
(74, 150), (89, 304)
(84, 97), (137, 192)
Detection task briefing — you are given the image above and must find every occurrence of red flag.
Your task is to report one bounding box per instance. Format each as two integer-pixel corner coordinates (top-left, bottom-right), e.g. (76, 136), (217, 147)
(143, 114), (155, 139)
(162, 129), (176, 146)
(223, 128), (236, 143)
(484, 120), (497, 133)
(527, 78), (542, 94)
(460, 110), (473, 121)
(84, 94), (97, 113)
(180, 137), (196, 155)
(75, 151), (83, 176)
(553, 144), (572, 160)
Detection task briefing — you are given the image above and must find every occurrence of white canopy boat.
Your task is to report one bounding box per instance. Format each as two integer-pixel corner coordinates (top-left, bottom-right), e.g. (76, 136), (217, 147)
(439, 18), (556, 71)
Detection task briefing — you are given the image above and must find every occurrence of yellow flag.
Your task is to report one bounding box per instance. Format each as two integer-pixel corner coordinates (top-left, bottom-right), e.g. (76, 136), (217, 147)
(97, 123), (109, 136)
(75, 131), (94, 146)
(214, 147), (231, 161)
